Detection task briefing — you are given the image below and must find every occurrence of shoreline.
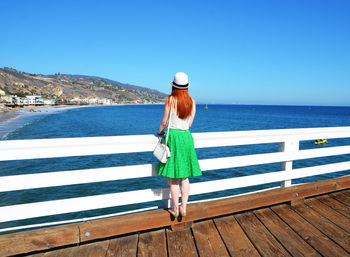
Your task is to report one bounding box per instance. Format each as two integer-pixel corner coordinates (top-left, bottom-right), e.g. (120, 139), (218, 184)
(0, 104), (91, 139)
(0, 103), (165, 124)
(0, 105), (84, 124)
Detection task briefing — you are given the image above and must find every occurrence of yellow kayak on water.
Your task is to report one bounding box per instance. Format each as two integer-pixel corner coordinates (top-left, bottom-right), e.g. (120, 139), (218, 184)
(315, 139), (328, 145)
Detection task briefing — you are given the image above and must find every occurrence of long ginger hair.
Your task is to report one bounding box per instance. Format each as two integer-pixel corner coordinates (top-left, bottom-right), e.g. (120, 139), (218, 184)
(167, 87), (193, 119)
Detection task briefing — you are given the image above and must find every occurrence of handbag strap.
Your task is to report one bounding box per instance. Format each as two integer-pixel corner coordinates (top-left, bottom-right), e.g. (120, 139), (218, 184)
(165, 97), (173, 145)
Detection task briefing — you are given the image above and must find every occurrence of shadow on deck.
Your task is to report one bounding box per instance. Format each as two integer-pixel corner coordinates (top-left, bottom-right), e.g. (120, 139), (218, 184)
(19, 189), (350, 257)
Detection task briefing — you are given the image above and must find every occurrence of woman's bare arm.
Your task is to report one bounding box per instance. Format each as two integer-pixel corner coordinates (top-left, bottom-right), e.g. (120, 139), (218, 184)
(188, 99), (196, 128)
(157, 97), (171, 135)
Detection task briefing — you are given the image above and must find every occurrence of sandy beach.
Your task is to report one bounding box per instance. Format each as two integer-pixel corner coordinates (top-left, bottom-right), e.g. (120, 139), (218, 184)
(0, 110), (21, 123)
(0, 104), (103, 127)
(0, 105), (70, 123)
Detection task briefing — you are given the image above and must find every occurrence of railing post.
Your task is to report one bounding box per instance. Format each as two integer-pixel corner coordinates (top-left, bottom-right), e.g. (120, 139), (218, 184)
(160, 178), (171, 209)
(279, 139), (299, 187)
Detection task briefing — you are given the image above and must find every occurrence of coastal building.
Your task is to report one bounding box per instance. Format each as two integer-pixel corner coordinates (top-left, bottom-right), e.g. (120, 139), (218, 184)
(100, 98), (113, 104)
(14, 96), (25, 106)
(25, 95), (44, 105)
(1, 94), (55, 106)
(2, 95), (15, 104)
(70, 97), (113, 105)
(43, 99), (56, 105)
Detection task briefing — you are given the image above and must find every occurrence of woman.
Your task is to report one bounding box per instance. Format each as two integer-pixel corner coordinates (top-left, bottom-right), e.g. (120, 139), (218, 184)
(156, 72), (202, 218)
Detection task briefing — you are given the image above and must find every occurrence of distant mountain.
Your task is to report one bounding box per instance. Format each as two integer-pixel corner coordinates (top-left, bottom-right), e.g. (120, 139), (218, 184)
(0, 67), (167, 104)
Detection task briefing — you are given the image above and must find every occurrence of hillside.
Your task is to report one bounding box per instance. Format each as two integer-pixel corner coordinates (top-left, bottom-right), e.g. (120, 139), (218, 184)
(0, 68), (166, 104)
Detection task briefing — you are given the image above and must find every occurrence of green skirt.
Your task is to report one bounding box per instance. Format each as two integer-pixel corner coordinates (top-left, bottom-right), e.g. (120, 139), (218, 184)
(157, 129), (202, 179)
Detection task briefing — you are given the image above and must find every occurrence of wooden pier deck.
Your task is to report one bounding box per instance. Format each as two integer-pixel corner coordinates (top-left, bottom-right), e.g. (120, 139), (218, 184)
(20, 188), (350, 257)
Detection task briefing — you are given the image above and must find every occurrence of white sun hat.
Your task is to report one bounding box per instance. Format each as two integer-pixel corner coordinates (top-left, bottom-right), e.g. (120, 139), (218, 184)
(170, 72), (190, 89)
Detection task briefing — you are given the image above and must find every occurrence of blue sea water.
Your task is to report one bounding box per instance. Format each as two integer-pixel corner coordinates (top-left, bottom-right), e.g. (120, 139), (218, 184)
(0, 104), (350, 230)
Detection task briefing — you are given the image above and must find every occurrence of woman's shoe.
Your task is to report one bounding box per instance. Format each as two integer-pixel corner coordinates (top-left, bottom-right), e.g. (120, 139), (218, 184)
(179, 207), (187, 217)
(168, 209), (179, 218)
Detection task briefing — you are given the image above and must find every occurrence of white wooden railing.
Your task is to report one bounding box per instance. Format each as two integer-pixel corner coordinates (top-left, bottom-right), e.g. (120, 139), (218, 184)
(1, 126), (350, 232)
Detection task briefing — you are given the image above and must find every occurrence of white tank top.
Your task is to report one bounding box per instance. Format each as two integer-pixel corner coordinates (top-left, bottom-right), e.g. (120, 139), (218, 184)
(168, 98), (194, 130)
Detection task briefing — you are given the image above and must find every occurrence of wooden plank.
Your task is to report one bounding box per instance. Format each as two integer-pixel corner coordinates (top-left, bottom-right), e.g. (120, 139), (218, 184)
(340, 189), (350, 197)
(79, 176), (350, 243)
(254, 208), (321, 257)
(235, 212), (291, 256)
(170, 221), (193, 231)
(72, 240), (109, 257)
(0, 223), (79, 257)
(138, 229), (167, 257)
(289, 198), (304, 206)
(272, 204), (350, 257)
(31, 246), (75, 257)
(79, 209), (175, 243)
(54, 247), (75, 257)
(106, 234), (138, 257)
(214, 215), (260, 256)
(330, 190), (350, 206)
(319, 194), (350, 217)
(166, 228), (198, 257)
(305, 197), (350, 233)
(321, 194), (350, 218)
(42, 251), (58, 257)
(191, 219), (229, 257)
(292, 202), (350, 252)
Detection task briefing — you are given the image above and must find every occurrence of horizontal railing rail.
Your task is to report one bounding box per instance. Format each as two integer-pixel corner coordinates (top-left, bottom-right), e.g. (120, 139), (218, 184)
(1, 126), (350, 231)
(2, 127), (350, 161)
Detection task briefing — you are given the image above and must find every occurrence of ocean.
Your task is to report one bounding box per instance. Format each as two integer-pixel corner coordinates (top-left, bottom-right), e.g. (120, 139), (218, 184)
(1, 104), (350, 230)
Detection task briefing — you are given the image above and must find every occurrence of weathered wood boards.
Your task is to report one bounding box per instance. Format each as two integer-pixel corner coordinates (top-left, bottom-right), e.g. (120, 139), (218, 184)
(18, 189), (350, 257)
(192, 220), (230, 256)
(166, 227), (198, 257)
(0, 223), (79, 257)
(106, 234), (138, 257)
(254, 208), (320, 256)
(214, 216), (260, 256)
(306, 197), (350, 233)
(72, 240), (109, 257)
(272, 204), (349, 256)
(1, 176), (350, 256)
(236, 212), (292, 256)
(137, 230), (167, 257)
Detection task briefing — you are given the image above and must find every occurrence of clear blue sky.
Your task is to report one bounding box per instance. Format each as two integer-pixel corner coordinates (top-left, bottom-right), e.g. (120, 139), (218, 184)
(1, 0), (349, 106)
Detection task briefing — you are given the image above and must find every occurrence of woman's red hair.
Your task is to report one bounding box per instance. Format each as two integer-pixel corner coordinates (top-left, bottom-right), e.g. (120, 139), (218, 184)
(167, 87), (193, 119)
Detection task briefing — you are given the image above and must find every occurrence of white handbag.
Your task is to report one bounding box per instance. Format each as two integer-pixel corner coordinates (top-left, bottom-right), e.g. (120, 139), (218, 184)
(153, 138), (171, 163)
(153, 105), (173, 163)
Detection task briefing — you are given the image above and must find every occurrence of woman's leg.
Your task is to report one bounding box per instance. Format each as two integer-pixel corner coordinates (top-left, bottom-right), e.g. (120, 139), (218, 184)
(180, 177), (190, 213)
(169, 178), (180, 212)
